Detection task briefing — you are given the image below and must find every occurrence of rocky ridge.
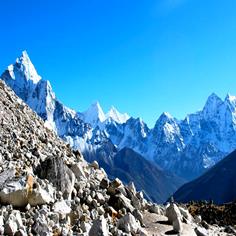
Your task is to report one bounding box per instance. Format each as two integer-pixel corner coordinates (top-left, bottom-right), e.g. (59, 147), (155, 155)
(0, 74), (230, 235)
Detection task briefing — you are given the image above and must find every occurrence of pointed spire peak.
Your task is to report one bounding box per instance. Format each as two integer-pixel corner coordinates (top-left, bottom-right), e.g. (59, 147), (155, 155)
(208, 92), (221, 100)
(83, 101), (106, 126)
(21, 50), (30, 59)
(106, 105), (130, 124)
(17, 50), (31, 65)
(204, 92), (222, 108)
(14, 50), (41, 84)
(160, 112), (173, 119)
(155, 112), (174, 127)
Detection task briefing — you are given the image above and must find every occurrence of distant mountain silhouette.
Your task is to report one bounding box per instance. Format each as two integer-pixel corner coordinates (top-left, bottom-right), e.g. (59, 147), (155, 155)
(173, 149), (236, 204)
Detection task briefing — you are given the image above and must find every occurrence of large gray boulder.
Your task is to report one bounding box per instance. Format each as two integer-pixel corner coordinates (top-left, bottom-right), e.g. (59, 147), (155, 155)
(35, 157), (75, 199)
(166, 203), (182, 224)
(89, 217), (109, 236)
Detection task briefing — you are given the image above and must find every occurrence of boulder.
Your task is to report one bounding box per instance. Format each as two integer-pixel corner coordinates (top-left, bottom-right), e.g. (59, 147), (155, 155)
(149, 204), (161, 214)
(89, 217), (109, 236)
(53, 200), (71, 218)
(166, 203), (182, 224)
(35, 157), (75, 199)
(32, 218), (51, 236)
(96, 192), (106, 204)
(117, 213), (140, 234)
(132, 209), (144, 226)
(0, 177), (54, 207)
(127, 182), (136, 195)
(90, 161), (99, 169)
(194, 215), (202, 224)
(70, 163), (86, 180)
(116, 193), (135, 213)
(179, 206), (193, 223)
(173, 217), (183, 233)
(100, 178), (109, 189)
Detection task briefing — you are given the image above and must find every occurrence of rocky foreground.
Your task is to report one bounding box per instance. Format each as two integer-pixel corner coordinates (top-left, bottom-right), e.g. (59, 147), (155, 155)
(0, 79), (234, 235)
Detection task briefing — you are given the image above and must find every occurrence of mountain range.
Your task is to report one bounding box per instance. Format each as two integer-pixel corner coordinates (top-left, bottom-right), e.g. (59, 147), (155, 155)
(2, 51), (236, 201)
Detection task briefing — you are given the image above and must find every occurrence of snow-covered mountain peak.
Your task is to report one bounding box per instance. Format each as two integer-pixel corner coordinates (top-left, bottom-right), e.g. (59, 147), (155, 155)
(202, 93), (223, 119)
(204, 92), (222, 107)
(156, 112), (174, 125)
(225, 93), (236, 107)
(81, 101), (106, 128)
(106, 106), (130, 124)
(16, 50), (41, 84)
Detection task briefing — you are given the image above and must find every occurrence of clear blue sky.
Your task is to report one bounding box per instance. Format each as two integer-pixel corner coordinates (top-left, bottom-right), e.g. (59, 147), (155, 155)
(0, 0), (236, 127)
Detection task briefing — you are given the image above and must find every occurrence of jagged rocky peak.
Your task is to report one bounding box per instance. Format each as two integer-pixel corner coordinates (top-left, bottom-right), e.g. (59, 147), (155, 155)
(202, 92), (223, 117)
(153, 112), (179, 135)
(225, 93), (236, 110)
(157, 112), (174, 123)
(1, 51), (42, 101)
(80, 101), (106, 128)
(106, 105), (130, 124)
(3, 50), (41, 84)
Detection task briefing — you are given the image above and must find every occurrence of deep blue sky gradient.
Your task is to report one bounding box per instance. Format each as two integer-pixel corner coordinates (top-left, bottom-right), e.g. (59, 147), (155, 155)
(1, 0), (236, 127)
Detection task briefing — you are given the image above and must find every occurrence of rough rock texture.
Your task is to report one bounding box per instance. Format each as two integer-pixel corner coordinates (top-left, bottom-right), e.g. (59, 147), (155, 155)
(35, 156), (75, 200)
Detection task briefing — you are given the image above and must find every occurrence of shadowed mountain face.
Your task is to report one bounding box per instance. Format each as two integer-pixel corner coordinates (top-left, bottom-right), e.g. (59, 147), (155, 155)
(104, 148), (185, 203)
(173, 149), (236, 204)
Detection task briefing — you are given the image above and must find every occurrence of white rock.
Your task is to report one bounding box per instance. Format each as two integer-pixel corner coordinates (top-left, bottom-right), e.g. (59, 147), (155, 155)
(127, 182), (136, 195)
(96, 192), (105, 204)
(81, 221), (92, 233)
(179, 206), (193, 223)
(195, 226), (209, 236)
(166, 203), (182, 224)
(53, 200), (71, 217)
(117, 213), (140, 234)
(90, 161), (99, 169)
